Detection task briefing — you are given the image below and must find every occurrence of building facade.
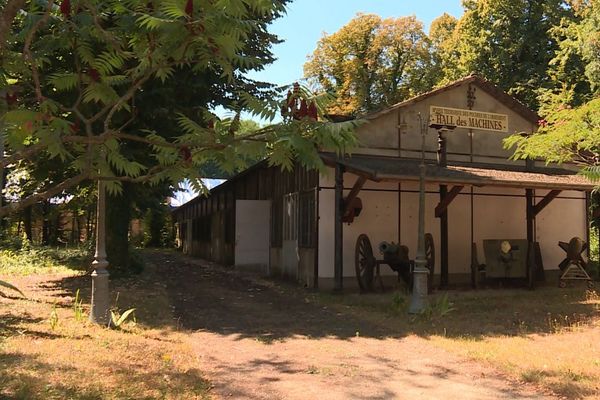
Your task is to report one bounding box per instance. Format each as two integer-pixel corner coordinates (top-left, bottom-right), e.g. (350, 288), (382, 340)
(172, 75), (595, 290)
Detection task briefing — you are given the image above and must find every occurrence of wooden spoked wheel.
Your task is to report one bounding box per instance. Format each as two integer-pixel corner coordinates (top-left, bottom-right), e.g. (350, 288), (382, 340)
(355, 234), (376, 292)
(424, 233), (435, 293)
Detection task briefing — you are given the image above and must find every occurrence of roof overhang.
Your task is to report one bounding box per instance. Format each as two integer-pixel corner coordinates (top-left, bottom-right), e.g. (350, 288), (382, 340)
(321, 154), (596, 191)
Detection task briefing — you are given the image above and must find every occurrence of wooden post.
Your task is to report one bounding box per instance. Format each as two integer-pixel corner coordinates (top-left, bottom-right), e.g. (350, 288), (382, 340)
(334, 163), (344, 291)
(526, 189), (534, 244)
(585, 191), (591, 259)
(439, 185), (449, 288)
(437, 130), (449, 288)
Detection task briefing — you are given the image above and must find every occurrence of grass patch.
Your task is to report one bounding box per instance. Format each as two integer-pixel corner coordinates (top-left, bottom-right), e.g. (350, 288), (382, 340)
(313, 286), (600, 398)
(0, 246), (90, 276)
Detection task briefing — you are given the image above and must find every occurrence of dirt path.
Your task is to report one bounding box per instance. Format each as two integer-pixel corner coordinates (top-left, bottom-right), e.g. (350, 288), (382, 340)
(148, 251), (552, 400)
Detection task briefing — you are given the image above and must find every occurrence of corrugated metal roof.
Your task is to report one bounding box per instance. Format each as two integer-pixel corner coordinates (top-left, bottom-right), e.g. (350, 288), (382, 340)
(321, 154), (595, 191)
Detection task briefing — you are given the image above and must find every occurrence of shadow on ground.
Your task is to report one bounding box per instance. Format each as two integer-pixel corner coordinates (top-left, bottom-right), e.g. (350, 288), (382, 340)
(40, 249), (599, 342)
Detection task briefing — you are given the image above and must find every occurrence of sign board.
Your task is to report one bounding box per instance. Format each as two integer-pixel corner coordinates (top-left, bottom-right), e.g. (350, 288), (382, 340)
(430, 106), (508, 132)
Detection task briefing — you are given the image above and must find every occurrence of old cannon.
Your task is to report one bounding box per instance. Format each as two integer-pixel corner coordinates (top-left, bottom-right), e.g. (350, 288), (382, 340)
(354, 233), (435, 293)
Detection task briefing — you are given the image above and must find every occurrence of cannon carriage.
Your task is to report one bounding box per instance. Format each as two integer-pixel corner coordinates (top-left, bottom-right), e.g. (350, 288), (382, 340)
(354, 233), (435, 293)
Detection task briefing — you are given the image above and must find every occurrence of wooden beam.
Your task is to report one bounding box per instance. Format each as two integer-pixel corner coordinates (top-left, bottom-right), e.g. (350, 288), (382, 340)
(435, 185), (464, 218)
(343, 176), (367, 215)
(439, 185), (449, 288)
(334, 163), (344, 291)
(526, 189), (534, 244)
(532, 190), (562, 217)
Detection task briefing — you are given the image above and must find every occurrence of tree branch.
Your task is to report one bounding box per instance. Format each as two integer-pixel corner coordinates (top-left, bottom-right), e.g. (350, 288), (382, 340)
(23, 0), (55, 102)
(0, 172), (89, 217)
(0, 0), (26, 54)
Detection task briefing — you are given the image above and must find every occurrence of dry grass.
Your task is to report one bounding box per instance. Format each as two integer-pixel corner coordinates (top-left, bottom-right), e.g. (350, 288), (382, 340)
(0, 266), (211, 399)
(431, 289), (600, 399)
(316, 286), (600, 399)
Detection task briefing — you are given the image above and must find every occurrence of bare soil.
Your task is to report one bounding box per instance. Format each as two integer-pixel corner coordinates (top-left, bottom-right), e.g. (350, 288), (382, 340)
(149, 250), (553, 400)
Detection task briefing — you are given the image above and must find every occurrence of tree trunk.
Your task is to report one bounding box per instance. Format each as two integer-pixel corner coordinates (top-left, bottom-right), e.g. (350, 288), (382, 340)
(86, 204), (96, 242)
(106, 183), (139, 276)
(0, 0), (27, 54)
(41, 201), (50, 245)
(23, 206), (33, 242)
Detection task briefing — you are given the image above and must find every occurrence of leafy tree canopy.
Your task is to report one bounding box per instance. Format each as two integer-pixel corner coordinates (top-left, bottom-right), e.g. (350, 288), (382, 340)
(304, 13), (431, 116)
(504, 0), (600, 181)
(0, 0), (358, 218)
(445, 0), (575, 110)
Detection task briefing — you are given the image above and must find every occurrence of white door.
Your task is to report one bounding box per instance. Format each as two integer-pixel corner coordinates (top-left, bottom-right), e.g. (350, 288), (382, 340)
(235, 200), (271, 272)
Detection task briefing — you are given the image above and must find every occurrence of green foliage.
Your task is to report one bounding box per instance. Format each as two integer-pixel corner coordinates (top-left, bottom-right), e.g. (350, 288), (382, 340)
(427, 13), (459, 87)
(390, 291), (407, 313)
(72, 289), (85, 322)
(504, 98), (600, 169)
(0, 246), (90, 276)
(501, 1), (600, 187)
(445, 0), (575, 110)
(0, 0), (354, 219)
(304, 13), (432, 115)
(49, 303), (59, 331)
(109, 308), (136, 329)
(142, 205), (174, 248)
(420, 293), (456, 320)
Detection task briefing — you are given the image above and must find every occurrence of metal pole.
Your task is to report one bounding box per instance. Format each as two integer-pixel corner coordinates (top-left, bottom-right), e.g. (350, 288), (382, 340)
(409, 115), (429, 314)
(90, 179), (110, 324)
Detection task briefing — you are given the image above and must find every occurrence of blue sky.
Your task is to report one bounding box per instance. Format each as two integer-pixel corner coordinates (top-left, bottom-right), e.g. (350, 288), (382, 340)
(248, 0), (464, 86)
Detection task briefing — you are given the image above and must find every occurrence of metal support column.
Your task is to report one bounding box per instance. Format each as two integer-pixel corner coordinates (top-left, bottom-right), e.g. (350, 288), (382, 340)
(334, 163), (344, 291)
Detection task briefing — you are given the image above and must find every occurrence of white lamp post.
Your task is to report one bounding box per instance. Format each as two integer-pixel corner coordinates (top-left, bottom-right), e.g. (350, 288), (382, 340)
(89, 180), (110, 324)
(409, 114), (430, 314)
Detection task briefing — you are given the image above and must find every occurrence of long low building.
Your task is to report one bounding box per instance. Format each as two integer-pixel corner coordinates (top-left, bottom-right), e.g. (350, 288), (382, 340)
(172, 75), (596, 290)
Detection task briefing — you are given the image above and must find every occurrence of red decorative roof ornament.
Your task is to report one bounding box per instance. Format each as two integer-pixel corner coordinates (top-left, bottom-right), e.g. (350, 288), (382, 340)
(307, 101), (318, 121)
(185, 0), (193, 17)
(298, 99), (308, 119)
(60, 0), (71, 17)
(179, 146), (192, 163)
(88, 68), (100, 82)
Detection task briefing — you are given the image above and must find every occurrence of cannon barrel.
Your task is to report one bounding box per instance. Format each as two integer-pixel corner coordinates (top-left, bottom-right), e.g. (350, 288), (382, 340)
(379, 241), (400, 255)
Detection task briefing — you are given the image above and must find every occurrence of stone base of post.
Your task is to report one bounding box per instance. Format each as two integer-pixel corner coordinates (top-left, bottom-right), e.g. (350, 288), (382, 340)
(409, 262), (429, 314)
(90, 267), (110, 324)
